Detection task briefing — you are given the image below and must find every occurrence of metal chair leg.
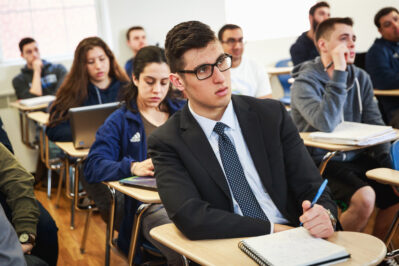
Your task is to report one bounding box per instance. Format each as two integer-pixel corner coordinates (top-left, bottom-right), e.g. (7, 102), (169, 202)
(47, 168), (52, 199)
(384, 210), (399, 247)
(319, 151), (338, 175)
(105, 186), (116, 266)
(55, 166), (64, 208)
(80, 206), (93, 254)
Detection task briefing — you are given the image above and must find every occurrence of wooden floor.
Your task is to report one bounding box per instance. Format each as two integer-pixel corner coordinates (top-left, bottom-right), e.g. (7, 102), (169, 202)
(35, 185), (128, 266)
(35, 183), (399, 265)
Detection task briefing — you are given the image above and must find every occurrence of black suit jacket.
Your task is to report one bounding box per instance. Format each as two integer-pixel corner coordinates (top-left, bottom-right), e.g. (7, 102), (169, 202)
(148, 95), (337, 240)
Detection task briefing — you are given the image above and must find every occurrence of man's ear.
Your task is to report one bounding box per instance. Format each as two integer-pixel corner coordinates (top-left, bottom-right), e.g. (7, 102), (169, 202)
(309, 14), (314, 27)
(169, 73), (185, 92)
(317, 38), (327, 53)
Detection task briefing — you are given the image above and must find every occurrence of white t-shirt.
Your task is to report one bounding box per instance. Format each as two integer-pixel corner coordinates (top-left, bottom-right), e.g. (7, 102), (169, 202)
(230, 57), (272, 98)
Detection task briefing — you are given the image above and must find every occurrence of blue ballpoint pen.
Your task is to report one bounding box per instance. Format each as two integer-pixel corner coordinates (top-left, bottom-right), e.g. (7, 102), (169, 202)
(300, 179), (328, 226)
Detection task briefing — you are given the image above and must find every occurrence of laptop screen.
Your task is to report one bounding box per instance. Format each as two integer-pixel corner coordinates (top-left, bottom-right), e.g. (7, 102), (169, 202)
(69, 102), (119, 149)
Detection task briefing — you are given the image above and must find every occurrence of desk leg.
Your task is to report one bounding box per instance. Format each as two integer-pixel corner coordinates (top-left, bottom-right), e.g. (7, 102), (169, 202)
(384, 210), (399, 246)
(128, 203), (151, 266)
(47, 168), (52, 199)
(319, 151), (338, 175)
(105, 186), (116, 266)
(70, 164), (76, 230)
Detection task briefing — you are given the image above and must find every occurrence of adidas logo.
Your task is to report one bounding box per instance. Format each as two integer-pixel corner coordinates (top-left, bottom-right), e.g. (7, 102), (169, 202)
(130, 132), (141, 143)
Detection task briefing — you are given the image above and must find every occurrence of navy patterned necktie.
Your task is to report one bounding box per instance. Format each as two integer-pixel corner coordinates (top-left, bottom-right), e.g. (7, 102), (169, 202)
(213, 122), (268, 221)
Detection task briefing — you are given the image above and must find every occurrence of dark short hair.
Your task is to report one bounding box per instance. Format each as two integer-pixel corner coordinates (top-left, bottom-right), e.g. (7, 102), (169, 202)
(126, 26), (145, 40)
(19, 37), (36, 53)
(164, 21), (217, 73)
(315, 17), (353, 42)
(374, 7), (399, 28)
(309, 1), (330, 16)
(218, 24), (241, 41)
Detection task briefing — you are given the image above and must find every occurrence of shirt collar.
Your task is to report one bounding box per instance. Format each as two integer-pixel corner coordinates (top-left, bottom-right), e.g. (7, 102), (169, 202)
(188, 99), (236, 138)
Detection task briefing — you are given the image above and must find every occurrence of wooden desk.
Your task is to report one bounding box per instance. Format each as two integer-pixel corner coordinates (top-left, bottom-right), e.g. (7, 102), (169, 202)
(266, 66), (293, 76)
(150, 223), (386, 266)
(55, 142), (89, 229)
(10, 101), (49, 149)
(299, 130), (399, 174)
(27, 111), (49, 125)
(105, 181), (160, 266)
(374, 89), (399, 96)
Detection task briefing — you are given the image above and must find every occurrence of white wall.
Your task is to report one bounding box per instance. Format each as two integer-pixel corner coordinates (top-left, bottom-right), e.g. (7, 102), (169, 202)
(107, 0), (227, 67)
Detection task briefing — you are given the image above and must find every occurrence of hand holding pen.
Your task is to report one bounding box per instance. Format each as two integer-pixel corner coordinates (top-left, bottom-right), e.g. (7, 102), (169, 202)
(299, 179), (334, 238)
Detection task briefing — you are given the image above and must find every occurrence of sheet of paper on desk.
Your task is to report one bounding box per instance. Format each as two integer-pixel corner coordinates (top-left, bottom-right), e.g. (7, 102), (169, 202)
(310, 121), (396, 146)
(19, 95), (55, 107)
(238, 227), (350, 266)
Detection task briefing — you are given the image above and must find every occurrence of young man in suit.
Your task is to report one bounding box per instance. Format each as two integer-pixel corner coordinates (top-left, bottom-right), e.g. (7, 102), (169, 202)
(290, 17), (399, 240)
(147, 21), (337, 240)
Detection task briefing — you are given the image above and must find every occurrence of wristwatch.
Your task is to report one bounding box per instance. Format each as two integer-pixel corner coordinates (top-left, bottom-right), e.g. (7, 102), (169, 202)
(19, 233), (36, 246)
(325, 209), (337, 230)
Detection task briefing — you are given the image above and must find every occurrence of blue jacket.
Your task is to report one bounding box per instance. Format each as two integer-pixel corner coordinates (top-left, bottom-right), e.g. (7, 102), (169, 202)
(83, 98), (185, 257)
(366, 38), (399, 122)
(124, 58), (134, 79)
(290, 32), (319, 66)
(46, 79), (124, 142)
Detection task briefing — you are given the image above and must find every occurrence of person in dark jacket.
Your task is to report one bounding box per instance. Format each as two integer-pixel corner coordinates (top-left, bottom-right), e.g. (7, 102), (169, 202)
(290, 1), (330, 65)
(84, 46), (185, 265)
(366, 7), (399, 127)
(46, 37), (129, 142)
(125, 26), (147, 78)
(12, 37), (67, 99)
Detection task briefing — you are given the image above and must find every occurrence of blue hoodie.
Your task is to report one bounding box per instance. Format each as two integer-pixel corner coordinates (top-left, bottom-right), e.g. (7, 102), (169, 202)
(366, 38), (399, 122)
(46, 79), (125, 142)
(290, 57), (390, 163)
(84, 98), (186, 258)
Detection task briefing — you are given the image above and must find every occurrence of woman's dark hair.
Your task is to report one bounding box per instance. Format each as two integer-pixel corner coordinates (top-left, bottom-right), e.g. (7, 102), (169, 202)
(48, 37), (129, 127)
(120, 45), (177, 113)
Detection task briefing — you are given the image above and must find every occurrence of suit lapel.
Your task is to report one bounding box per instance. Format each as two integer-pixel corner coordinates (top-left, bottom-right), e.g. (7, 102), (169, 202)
(232, 96), (273, 191)
(180, 105), (232, 200)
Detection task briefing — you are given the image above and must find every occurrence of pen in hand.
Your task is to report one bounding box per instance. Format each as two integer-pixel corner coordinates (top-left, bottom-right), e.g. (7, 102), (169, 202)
(300, 179), (328, 226)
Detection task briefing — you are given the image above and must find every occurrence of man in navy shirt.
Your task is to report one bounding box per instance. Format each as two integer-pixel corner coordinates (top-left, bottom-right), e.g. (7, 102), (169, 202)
(366, 7), (399, 127)
(290, 1), (330, 66)
(124, 26), (147, 78)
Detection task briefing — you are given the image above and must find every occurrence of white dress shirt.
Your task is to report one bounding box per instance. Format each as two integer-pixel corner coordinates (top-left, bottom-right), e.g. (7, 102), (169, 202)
(188, 100), (289, 233)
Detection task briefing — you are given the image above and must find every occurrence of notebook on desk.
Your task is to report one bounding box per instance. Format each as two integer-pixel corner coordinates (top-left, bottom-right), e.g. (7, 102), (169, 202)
(119, 176), (157, 191)
(238, 227), (350, 266)
(19, 95), (55, 107)
(69, 102), (119, 149)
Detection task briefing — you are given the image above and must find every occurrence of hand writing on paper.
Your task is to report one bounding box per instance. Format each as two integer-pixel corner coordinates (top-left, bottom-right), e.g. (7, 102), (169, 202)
(300, 200), (334, 238)
(131, 158), (154, 176)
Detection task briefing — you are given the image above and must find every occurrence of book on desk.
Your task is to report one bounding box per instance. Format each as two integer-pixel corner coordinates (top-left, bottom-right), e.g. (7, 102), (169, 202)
(238, 227), (350, 266)
(19, 95), (55, 107)
(309, 121), (396, 146)
(119, 176), (157, 191)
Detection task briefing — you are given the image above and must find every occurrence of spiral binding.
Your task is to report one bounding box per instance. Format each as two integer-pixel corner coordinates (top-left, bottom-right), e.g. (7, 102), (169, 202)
(238, 241), (271, 266)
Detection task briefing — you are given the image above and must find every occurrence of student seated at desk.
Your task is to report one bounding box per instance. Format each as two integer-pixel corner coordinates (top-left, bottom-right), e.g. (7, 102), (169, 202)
(84, 46), (185, 264)
(0, 143), (58, 266)
(290, 17), (399, 240)
(46, 37), (129, 142)
(148, 21), (337, 243)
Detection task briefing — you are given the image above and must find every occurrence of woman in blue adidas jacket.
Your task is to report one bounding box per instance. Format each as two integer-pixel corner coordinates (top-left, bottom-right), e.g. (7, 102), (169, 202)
(84, 46), (185, 264)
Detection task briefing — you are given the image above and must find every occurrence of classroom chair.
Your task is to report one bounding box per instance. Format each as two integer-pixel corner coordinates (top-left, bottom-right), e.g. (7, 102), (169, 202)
(275, 58), (292, 106)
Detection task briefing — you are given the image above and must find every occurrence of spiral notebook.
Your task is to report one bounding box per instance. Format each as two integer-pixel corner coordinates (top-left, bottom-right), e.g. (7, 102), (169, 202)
(238, 227), (350, 266)
(119, 176), (157, 191)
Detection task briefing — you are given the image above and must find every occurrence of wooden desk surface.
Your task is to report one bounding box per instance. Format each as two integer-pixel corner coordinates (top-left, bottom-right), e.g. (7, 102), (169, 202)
(27, 111), (49, 125)
(9, 101), (49, 111)
(150, 224), (386, 266)
(299, 130), (399, 151)
(55, 142), (89, 158)
(266, 66), (293, 76)
(366, 167), (399, 186)
(107, 181), (160, 203)
(374, 89), (399, 96)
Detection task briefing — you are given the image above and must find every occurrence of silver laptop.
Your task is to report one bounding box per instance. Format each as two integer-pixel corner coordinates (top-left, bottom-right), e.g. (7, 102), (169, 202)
(69, 102), (119, 149)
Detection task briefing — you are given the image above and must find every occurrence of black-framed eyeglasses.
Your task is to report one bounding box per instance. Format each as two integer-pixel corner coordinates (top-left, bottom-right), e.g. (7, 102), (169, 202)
(178, 53), (232, 80)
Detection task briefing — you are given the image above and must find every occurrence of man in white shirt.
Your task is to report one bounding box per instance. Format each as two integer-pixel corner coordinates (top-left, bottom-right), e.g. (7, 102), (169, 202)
(218, 24), (272, 98)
